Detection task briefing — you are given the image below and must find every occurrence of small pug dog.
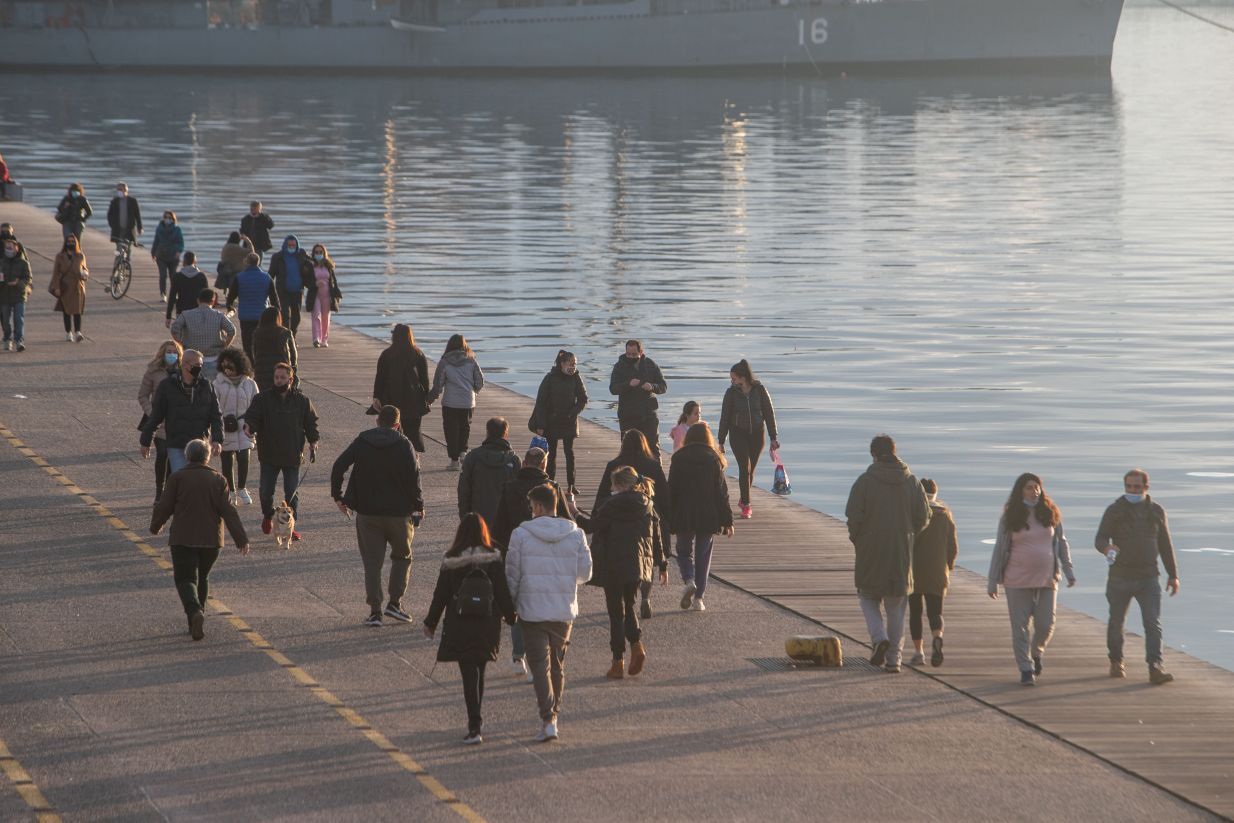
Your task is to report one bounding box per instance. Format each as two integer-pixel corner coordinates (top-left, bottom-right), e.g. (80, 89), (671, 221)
(272, 501), (296, 549)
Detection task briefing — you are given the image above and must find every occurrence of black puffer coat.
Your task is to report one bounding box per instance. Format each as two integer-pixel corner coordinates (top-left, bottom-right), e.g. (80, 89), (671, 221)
(140, 371), (223, 449)
(587, 490), (665, 588)
(491, 466), (571, 548)
(594, 453), (669, 521)
(668, 442), (734, 535)
(424, 547), (517, 664)
(243, 387), (320, 468)
(530, 366), (588, 439)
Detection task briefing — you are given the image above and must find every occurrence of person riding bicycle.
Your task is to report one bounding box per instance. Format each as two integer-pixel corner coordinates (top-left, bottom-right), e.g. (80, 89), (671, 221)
(107, 182), (143, 246)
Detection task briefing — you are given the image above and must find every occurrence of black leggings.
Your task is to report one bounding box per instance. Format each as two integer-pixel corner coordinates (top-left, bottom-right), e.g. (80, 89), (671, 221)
(459, 661), (487, 734)
(547, 434), (576, 487)
(604, 582), (641, 659)
(441, 406), (473, 460)
(154, 437), (170, 497)
(728, 428), (765, 505)
(62, 313), (81, 333)
(909, 592), (945, 641)
(221, 449), (251, 491)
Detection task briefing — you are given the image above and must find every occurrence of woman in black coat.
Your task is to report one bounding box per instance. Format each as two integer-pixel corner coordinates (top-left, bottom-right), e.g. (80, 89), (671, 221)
(529, 349), (588, 493)
(371, 323), (430, 452)
(590, 466), (667, 680)
(423, 514), (517, 745)
(668, 423), (735, 612)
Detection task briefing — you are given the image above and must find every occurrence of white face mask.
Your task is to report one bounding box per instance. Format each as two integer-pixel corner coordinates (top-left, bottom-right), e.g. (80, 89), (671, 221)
(116, 190), (126, 198)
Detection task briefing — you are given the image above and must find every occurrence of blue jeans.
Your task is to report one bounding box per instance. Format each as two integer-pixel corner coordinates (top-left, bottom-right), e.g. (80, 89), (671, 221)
(0, 301), (25, 343)
(1107, 575), (1163, 665)
(167, 447), (189, 475)
(676, 532), (715, 598)
(259, 463), (300, 519)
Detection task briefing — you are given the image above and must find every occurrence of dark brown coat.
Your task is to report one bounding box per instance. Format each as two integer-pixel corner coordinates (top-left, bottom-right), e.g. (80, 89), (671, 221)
(150, 463), (248, 549)
(911, 501), (958, 596)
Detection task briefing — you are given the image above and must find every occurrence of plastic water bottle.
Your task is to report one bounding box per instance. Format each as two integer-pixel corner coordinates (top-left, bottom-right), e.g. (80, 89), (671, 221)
(1106, 548), (1118, 566)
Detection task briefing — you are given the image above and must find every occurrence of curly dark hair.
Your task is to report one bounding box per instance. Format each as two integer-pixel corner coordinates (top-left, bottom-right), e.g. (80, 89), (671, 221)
(216, 347), (254, 377)
(1003, 472), (1062, 532)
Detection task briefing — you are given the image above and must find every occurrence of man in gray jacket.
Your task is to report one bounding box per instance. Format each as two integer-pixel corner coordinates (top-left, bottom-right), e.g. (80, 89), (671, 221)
(506, 484), (592, 743)
(1095, 468), (1180, 684)
(845, 434), (931, 673)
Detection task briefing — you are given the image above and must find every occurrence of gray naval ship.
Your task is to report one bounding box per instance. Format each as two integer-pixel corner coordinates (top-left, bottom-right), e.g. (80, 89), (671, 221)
(0, 0), (1124, 71)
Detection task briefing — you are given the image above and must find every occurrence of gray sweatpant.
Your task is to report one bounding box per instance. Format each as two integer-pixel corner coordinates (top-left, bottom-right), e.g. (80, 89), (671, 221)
(355, 513), (414, 611)
(522, 620), (572, 724)
(1004, 586), (1057, 673)
(858, 592), (907, 667)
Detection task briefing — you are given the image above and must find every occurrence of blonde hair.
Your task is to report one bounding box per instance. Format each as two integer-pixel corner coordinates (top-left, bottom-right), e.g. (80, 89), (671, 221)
(610, 465), (651, 496)
(148, 339), (183, 371)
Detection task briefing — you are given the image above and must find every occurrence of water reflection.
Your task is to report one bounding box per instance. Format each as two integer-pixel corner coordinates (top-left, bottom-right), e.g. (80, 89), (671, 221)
(4, 9), (1234, 670)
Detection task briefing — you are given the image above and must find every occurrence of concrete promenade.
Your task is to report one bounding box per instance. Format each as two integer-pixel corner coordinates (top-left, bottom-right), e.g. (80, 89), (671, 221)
(0, 201), (1229, 822)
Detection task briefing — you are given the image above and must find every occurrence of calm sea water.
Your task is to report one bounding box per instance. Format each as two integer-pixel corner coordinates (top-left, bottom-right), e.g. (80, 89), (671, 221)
(4, 6), (1233, 670)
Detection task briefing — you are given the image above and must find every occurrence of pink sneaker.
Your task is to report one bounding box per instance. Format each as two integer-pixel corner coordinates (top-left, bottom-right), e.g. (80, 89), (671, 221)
(739, 503), (752, 519)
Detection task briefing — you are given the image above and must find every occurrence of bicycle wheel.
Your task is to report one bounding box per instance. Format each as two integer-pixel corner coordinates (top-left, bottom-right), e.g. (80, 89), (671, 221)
(111, 259), (132, 299)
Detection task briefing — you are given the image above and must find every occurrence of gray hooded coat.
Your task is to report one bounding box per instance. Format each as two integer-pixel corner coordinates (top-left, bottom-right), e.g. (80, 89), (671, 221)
(845, 458), (931, 598)
(430, 349), (485, 409)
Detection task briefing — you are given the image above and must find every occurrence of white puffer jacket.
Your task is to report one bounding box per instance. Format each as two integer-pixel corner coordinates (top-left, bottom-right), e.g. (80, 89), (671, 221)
(212, 373), (258, 452)
(506, 516), (592, 623)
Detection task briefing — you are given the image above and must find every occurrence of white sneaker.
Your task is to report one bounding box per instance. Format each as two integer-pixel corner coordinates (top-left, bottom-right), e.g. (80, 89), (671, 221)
(680, 581), (697, 610)
(447, 459), (461, 472)
(512, 658), (529, 679)
(238, 489), (253, 505)
(75, 332), (85, 342)
(66, 332), (75, 342)
(689, 598), (706, 611)
(228, 491), (238, 506)
(534, 721), (558, 743)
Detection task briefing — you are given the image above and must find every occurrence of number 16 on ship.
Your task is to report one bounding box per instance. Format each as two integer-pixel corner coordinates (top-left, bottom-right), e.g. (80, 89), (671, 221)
(798, 17), (829, 45)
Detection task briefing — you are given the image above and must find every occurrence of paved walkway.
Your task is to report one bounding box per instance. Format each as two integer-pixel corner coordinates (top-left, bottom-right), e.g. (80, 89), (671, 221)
(0, 201), (1227, 822)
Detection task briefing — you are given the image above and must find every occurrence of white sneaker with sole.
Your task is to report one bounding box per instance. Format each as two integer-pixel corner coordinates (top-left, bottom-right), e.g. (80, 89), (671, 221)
(512, 657), (529, 679)
(462, 732), (482, 745)
(66, 332), (75, 342)
(689, 598), (706, 611)
(534, 721), (558, 743)
(238, 489), (253, 505)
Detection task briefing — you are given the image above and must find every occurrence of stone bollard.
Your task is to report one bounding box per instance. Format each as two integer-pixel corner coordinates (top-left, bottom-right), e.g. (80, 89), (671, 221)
(785, 635), (843, 667)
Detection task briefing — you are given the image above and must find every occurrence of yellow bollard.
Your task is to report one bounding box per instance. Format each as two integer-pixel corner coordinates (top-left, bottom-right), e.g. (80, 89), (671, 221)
(785, 635), (843, 667)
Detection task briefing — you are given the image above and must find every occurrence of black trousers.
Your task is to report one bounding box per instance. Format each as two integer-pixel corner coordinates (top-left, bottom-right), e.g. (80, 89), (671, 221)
(61, 313), (82, 333)
(170, 545), (220, 619)
(280, 291), (301, 335)
(441, 406), (473, 460)
(240, 319), (259, 360)
(728, 428), (765, 505)
(401, 412), (425, 453)
(153, 437), (169, 498)
(619, 415), (661, 458)
(221, 449), (250, 491)
(547, 434), (577, 487)
(604, 582), (641, 658)
(459, 661), (487, 734)
(909, 592), (945, 641)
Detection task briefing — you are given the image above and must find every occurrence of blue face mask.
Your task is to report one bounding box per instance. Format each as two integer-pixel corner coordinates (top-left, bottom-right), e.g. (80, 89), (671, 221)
(1123, 493), (1144, 504)
(313, 253), (323, 262)
(163, 352), (178, 366)
(70, 191), (79, 198)
(1023, 496), (1039, 507)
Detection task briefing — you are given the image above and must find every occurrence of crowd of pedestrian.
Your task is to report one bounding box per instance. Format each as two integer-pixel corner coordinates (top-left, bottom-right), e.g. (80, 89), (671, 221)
(6, 189), (1183, 748)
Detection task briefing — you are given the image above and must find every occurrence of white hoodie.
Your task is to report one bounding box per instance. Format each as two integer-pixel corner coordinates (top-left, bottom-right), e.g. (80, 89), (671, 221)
(506, 516), (592, 623)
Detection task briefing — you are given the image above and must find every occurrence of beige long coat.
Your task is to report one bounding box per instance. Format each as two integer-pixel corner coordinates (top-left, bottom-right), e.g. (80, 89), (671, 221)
(50, 250), (89, 315)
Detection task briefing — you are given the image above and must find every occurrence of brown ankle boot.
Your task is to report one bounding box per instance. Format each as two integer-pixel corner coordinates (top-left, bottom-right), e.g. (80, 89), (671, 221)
(606, 658), (624, 679)
(628, 642), (646, 676)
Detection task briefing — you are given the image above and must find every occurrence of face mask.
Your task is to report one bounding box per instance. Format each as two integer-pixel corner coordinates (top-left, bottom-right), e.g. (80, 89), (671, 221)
(287, 246), (297, 254)
(116, 190), (125, 198)
(3, 249), (14, 259)
(163, 353), (178, 366)
(163, 218), (173, 225)
(188, 365), (203, 378)
(1123, 493), (1144, 504)
(1023, 495), (1039, 507)
(70, 191), (79, 198)
(313, 253), (323, 262)
(563, 365), (576, 375)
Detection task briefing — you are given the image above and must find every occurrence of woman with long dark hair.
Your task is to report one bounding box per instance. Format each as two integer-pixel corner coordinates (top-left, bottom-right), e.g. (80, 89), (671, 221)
(304, 242), (341, 348)
(372, 323), (431, 452)
(251, 306), (298, 392)
(668, 422), (734, 612)
(55, 183), (92, 241)
(530, 349), (588, 493)
(987, 472), (1076, 686)
(138, 339), (183, 503)
(50, 235), (88, 341)
(717, 359), (779, 520)
(430, 334), (485, 470)
(150, 210), (185, 302)
(423, 514), (517, 745)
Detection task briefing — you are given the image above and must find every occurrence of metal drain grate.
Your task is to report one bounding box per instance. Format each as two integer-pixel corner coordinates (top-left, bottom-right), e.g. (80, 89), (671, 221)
(748, 656), (882, 673)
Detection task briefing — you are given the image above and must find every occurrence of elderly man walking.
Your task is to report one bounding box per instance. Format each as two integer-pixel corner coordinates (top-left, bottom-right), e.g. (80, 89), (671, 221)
(506, 484), (592, 743)
(170, 288), (236, 380)
(1096, 468), (1181, 684)
(845, 434), (931, 673)
(151, 439), (249, 640)
(331, 405), (424, 627)
(140, 349), (224, 475)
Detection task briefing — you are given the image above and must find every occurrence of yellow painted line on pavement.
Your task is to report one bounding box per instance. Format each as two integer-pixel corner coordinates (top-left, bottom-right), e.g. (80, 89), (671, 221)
(0, 738), (62, 822)
(0, 421), (487, 823)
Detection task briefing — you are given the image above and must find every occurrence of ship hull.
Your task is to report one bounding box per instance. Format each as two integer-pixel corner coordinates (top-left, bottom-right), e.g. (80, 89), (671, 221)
(0, 0), (1124, 72)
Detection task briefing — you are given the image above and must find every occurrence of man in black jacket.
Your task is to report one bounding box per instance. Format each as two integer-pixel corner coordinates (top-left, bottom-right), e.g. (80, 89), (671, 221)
(106, 182), (143, 244)
(458, 417), (520, 527)
(608, 339), (668, 457)
(243, 363), (320, 539)
(492, 447), (572, 548)
(240, 201), (274, 255)
(332, 405), (424, 627)
(140, 349), (223, 475)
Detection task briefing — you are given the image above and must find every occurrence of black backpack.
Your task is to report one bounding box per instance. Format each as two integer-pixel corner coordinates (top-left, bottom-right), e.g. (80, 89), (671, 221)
(454, 567), (494, 617)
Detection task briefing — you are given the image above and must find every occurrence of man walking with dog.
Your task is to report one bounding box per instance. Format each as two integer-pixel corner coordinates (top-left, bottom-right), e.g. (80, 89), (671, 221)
(140, 349), (224, 475)
(331, 405), (424, 627)
(243, 362), (319, 541)
(151, 439), (250, 641)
